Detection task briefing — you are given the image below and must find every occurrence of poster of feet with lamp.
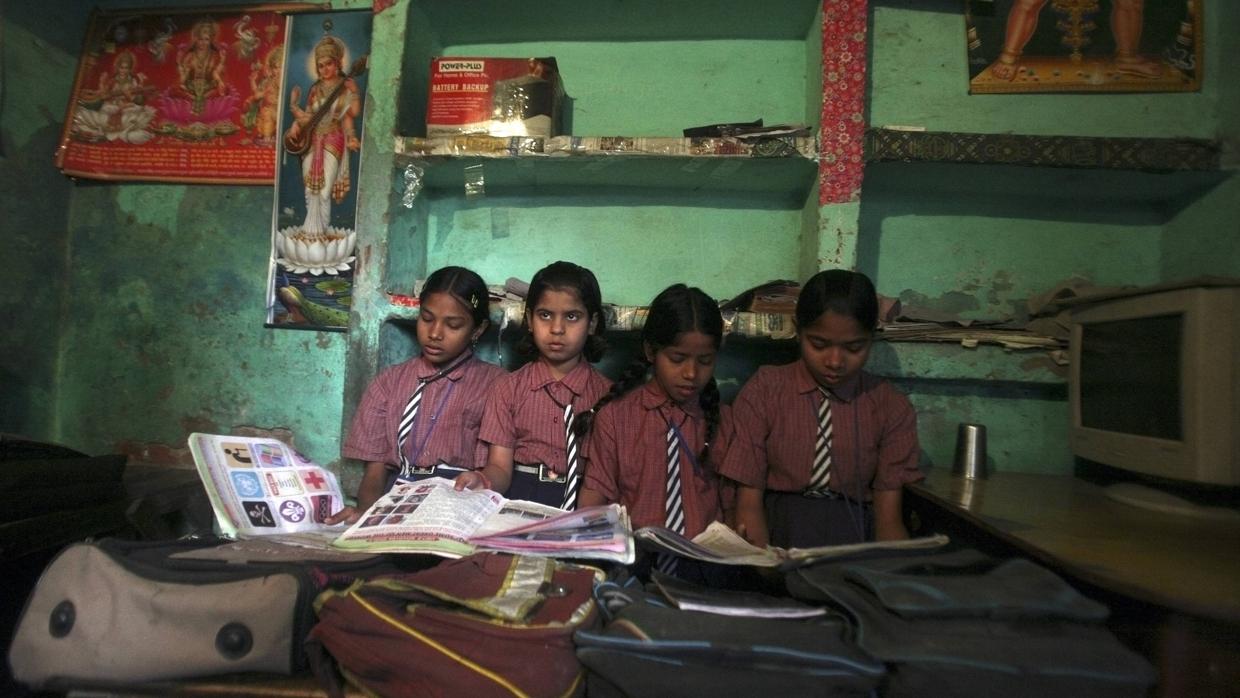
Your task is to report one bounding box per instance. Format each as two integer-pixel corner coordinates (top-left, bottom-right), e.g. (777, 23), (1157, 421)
(965, 0), (1202, 94)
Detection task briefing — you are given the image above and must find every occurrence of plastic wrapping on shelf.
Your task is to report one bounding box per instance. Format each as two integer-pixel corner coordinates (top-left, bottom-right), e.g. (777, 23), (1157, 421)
(542, 135), (817, 159)
(605, 305), (650, 331)
(724, 311), (796, 340)
(396, 135), (543, 157)
(463, 163), (486, 198)
(392, 135), (817, 160)
(401, 163), (424, 208)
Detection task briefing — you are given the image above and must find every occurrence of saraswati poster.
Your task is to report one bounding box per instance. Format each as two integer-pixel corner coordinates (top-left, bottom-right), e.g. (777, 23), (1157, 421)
(56, 5), (315, 183)
(265, 9), (372, 331)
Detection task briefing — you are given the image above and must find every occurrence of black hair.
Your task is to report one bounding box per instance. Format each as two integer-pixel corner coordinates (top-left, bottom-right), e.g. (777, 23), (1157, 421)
(576, 284), (724, 466)
(515, 260), (607, 362)
(420, 266), (490, 330)
(796, 269), (879, 333)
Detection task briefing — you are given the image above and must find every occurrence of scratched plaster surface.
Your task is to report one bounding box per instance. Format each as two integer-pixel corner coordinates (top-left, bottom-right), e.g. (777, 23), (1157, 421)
(55, 184), (347, 465)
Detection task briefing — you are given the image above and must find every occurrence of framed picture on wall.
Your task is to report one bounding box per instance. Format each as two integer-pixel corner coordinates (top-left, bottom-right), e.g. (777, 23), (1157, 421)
(264, 9), (372, 331)
(55, 4), (317, 182)
(965, 0), (1203, 94)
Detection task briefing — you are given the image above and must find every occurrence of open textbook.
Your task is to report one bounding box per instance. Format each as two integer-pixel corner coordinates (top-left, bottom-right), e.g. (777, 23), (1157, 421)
(189, 432), (349, 546)
(636, 521), (950, 568)
(189, 433), (634, 563)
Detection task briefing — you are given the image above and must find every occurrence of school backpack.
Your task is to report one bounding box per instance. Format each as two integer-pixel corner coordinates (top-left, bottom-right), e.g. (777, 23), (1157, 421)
(7, 535), (401, 690)
(308, 551), (604, 698)
(784, 547), (1158, 697)
(574, 573), (886, 697)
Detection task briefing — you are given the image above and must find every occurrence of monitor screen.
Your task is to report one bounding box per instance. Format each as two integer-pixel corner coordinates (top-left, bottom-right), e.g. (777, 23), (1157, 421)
(1079, 313), (1182, 441)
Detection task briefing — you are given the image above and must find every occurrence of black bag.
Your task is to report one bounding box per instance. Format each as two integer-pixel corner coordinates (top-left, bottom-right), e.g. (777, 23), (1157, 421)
(7, 536), (404, 690)
(574, 574), (886, 698)
(785, 548), (1157, 698)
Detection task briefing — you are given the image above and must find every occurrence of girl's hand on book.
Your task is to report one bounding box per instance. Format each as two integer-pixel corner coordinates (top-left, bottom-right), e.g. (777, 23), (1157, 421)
(324, 506), (360, 526)
(454, 471), (486, 491)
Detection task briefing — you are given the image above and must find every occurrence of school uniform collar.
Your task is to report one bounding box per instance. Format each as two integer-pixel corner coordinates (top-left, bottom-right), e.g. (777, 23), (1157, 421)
(414, 351), (473, 383)
(526, 358), (593, 397)
(792, 360), (862, 402)
(638, 380), (703, 421)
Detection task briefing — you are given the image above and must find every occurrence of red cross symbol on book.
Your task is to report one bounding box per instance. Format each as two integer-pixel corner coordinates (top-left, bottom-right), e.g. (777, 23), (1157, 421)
(301, 470), (328, 491)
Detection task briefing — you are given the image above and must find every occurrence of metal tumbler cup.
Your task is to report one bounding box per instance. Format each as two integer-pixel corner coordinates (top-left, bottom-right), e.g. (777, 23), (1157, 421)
(953, 423), (988, 479)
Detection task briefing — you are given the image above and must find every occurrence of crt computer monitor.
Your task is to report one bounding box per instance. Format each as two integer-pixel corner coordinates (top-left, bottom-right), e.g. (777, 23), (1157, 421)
(1069, 285), (1240, 488)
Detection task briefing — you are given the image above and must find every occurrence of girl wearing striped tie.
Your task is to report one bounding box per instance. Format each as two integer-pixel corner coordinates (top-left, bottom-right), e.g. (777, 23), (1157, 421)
(719, 270), (923, 549)
(575, 285), (733, 580)
(575, 284), (730, 532)
(325, 266), (506, 524)
(455, 261), (612, 507)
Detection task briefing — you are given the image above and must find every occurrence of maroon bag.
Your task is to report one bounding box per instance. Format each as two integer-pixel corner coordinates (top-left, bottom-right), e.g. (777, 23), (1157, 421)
(308, 553), (603, 698)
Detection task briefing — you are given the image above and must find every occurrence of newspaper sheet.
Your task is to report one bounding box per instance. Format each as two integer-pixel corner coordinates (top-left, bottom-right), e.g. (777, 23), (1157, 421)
(636, 522), (950, 568)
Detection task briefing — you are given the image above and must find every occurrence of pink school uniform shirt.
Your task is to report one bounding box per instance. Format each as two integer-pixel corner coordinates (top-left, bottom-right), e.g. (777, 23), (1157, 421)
(718, 362), (922, 499)
(343, 354), (507, 470)
(584, 381), (732, 537)
(479, 360), (612, 476)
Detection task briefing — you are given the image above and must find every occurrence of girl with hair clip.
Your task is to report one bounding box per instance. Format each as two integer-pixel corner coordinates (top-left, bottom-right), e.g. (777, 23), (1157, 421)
(719, 269), (923, 548)
(575, 284), (733, 580)
(455, 261), (612, 507)
(326, 266), (506, 524)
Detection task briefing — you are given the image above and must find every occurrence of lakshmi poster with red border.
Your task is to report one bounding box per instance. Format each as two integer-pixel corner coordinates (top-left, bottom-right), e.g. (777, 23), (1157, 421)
(55, 4), (316, 183)
(265, 9), (372, 331)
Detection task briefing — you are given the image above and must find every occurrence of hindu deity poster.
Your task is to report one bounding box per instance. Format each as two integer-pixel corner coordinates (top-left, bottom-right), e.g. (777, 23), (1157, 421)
(965, 0), (1202, 94)
(265, 9), (372, 331)
(56, 5), (315, 182)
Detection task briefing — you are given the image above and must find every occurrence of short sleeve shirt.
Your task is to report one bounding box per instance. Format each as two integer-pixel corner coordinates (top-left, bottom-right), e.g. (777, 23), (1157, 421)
(718, 362), (922, 499)
(583, 381), (733, 537)
(479, 360), (612, 476)
(343, 354), (507, 470)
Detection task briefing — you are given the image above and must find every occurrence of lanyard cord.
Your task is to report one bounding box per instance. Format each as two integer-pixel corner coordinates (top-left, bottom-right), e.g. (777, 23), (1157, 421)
(661, 408), (702, 475)
(404, 381), (457, 466)
(401, 351), (472, 466)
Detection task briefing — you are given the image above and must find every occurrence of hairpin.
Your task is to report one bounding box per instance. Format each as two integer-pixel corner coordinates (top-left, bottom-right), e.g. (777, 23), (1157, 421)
(470, 294), (479, 308)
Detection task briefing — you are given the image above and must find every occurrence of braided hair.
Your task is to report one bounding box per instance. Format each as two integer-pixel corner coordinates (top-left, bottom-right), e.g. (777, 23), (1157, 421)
(576, 284), (724, 466)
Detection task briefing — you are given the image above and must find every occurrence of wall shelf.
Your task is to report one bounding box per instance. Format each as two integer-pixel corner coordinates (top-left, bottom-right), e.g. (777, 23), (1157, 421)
(864, 128), (1221, 171)
(395, 135), (818, 204)
(861, 129), (1228, 222)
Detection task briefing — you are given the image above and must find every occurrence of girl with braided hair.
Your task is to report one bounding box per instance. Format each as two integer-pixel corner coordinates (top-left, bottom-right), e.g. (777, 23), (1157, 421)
(575, 284), (733, 543)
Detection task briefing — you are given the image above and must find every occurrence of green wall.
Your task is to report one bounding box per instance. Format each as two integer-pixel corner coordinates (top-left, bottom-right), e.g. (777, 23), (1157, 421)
(0, 4), (80, 441)
(2, 0), (1235, 478)
(864, 0), (1236, 473)
(1, 1), (354, 466)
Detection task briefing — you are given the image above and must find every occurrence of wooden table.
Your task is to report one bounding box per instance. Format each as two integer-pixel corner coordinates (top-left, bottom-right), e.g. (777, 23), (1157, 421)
(905, 469), (1240, 696)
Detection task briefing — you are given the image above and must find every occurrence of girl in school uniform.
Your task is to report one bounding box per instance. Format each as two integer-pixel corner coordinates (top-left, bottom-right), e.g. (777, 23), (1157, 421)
(455, 261), (612, 507)
(326, 266), (506, 524)
(575, 284), (730, 540)
(720, 269), (923, 548)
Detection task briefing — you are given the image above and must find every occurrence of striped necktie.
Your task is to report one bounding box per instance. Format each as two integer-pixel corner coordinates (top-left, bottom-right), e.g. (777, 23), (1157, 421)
(396, 380), (428, 477)
(656, 424), (686, 575)
(560, 403), (581, 509)
(806, 387), (833, 495)
(395, 352), (471, 477)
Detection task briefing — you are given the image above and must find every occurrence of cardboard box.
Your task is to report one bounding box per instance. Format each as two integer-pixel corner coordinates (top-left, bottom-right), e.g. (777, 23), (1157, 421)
(427, 57), (566, 138)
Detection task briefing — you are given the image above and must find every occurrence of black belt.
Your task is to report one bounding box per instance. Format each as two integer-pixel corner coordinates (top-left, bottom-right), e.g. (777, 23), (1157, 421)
(514, 463), (566, 483)
(397, 462), (469, 479)
(802, 487), (845, 500)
